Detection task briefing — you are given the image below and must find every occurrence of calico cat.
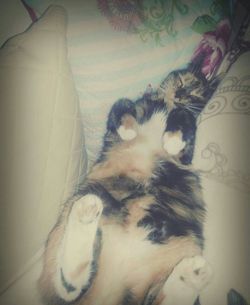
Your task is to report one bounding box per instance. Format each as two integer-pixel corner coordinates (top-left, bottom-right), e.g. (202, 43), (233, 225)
(38, 95), (212, 305)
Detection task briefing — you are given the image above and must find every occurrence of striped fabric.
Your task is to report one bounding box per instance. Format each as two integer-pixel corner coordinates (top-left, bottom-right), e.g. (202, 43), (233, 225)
(24, 0), (225, 165)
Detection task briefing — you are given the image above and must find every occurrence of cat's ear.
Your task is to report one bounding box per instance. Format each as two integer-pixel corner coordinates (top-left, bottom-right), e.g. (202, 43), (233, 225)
(188, 53), (205, 75)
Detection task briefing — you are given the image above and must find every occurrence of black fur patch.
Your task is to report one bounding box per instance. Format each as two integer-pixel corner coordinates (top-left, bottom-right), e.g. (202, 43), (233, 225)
(135, 95), (167, 124)
(137, 161), (205, 245)
(60, 269), (76, 293)
(102, 176), (146, 203)
(107, 98), (136, 132)
(78, 182), (123, 217)
(121, 290), (137, 305)
(166, 108), (197, 165)
(138, 203), (203, 244)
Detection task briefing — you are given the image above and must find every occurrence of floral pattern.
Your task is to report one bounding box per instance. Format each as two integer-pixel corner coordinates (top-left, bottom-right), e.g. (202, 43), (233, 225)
(135, 0), (189, 42)
(199, 142), (250, 193)
(197, 74), (250, 123)
(97, 0), (232, 45)
(97, 0), (143, 32)
(196, 67), (250, 194)
(191, 19), (231, 79)
(97, 0), (190, 44)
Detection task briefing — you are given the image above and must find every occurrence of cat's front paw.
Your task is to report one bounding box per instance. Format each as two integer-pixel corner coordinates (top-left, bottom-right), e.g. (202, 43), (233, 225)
(163, 131), (186, 156)
(117, 114), (138, 141)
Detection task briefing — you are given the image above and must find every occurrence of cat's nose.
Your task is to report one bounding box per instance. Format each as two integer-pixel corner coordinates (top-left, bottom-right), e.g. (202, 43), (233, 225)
(175, 88), (186, 98)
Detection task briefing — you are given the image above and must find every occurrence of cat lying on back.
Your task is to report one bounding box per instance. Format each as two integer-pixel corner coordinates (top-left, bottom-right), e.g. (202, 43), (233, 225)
(38, 88), (213, 305)
(155, 58), (223, 165)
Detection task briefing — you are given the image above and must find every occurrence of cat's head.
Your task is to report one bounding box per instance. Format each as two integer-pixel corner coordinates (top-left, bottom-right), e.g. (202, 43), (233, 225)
(158, 58), (222, 116)
(158, 62), (208, 110)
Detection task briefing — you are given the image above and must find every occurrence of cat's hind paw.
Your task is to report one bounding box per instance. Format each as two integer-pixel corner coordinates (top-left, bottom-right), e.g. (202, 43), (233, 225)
(56, 195), (103, 302)
(163, 131), (186, 156)
(71, 194), (103, 225)
(160, 256), (212, 305)
(173, 256), (213, 291)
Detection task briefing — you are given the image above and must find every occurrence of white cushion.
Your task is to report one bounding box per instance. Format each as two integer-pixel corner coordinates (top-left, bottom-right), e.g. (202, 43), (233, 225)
(194, 51), (250, 193)
(194, 52), (250, 304)
(0, 5), (87, 290)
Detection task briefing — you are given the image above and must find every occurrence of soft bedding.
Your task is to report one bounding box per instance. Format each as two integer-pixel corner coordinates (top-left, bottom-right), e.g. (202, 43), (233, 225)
(0, 4), (87, 292)
(194, 51), (250, 304)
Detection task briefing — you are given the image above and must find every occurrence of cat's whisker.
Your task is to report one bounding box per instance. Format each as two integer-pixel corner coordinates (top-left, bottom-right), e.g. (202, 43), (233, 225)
(185, 104), (204, 112)
(185, 108), (199, 114)
(188, 104), (204, 109)
(181, 106), (198, 115)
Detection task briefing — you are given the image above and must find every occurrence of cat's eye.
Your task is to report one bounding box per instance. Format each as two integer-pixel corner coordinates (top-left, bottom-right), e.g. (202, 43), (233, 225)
(192, 81), (200, 87)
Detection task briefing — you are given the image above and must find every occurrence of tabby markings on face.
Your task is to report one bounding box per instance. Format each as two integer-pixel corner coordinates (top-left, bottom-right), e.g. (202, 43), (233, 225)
(158, 68), (209, 116)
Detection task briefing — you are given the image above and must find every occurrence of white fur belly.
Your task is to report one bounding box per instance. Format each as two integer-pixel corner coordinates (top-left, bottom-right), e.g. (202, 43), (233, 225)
(81, 224), (159, 305)
(80, 223), (201, 305)
(120, 111), (167, 179)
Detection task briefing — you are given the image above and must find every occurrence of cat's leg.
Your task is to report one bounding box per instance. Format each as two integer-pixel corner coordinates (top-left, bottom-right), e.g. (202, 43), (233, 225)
(158, 256), (213, 305)
(107, 98), (138, 141)
(56, 194), (103, 301)
(163, 108), (196, 165)
(39, 194), (103, 304)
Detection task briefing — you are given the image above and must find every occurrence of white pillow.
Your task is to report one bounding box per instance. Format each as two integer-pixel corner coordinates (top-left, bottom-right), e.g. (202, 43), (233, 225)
(193, 52), (250, 304)
(0, 5), (87, 290)
(194, 52), (250, 191)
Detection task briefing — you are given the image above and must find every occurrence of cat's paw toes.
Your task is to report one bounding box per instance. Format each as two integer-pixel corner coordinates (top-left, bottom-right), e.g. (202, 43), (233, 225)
(163, 131), (186, 155)
(176, 256), (213, 291)
(72, 195), (103, 224)
(117, 114), (138, 141)
(118, 126), (137, 140)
